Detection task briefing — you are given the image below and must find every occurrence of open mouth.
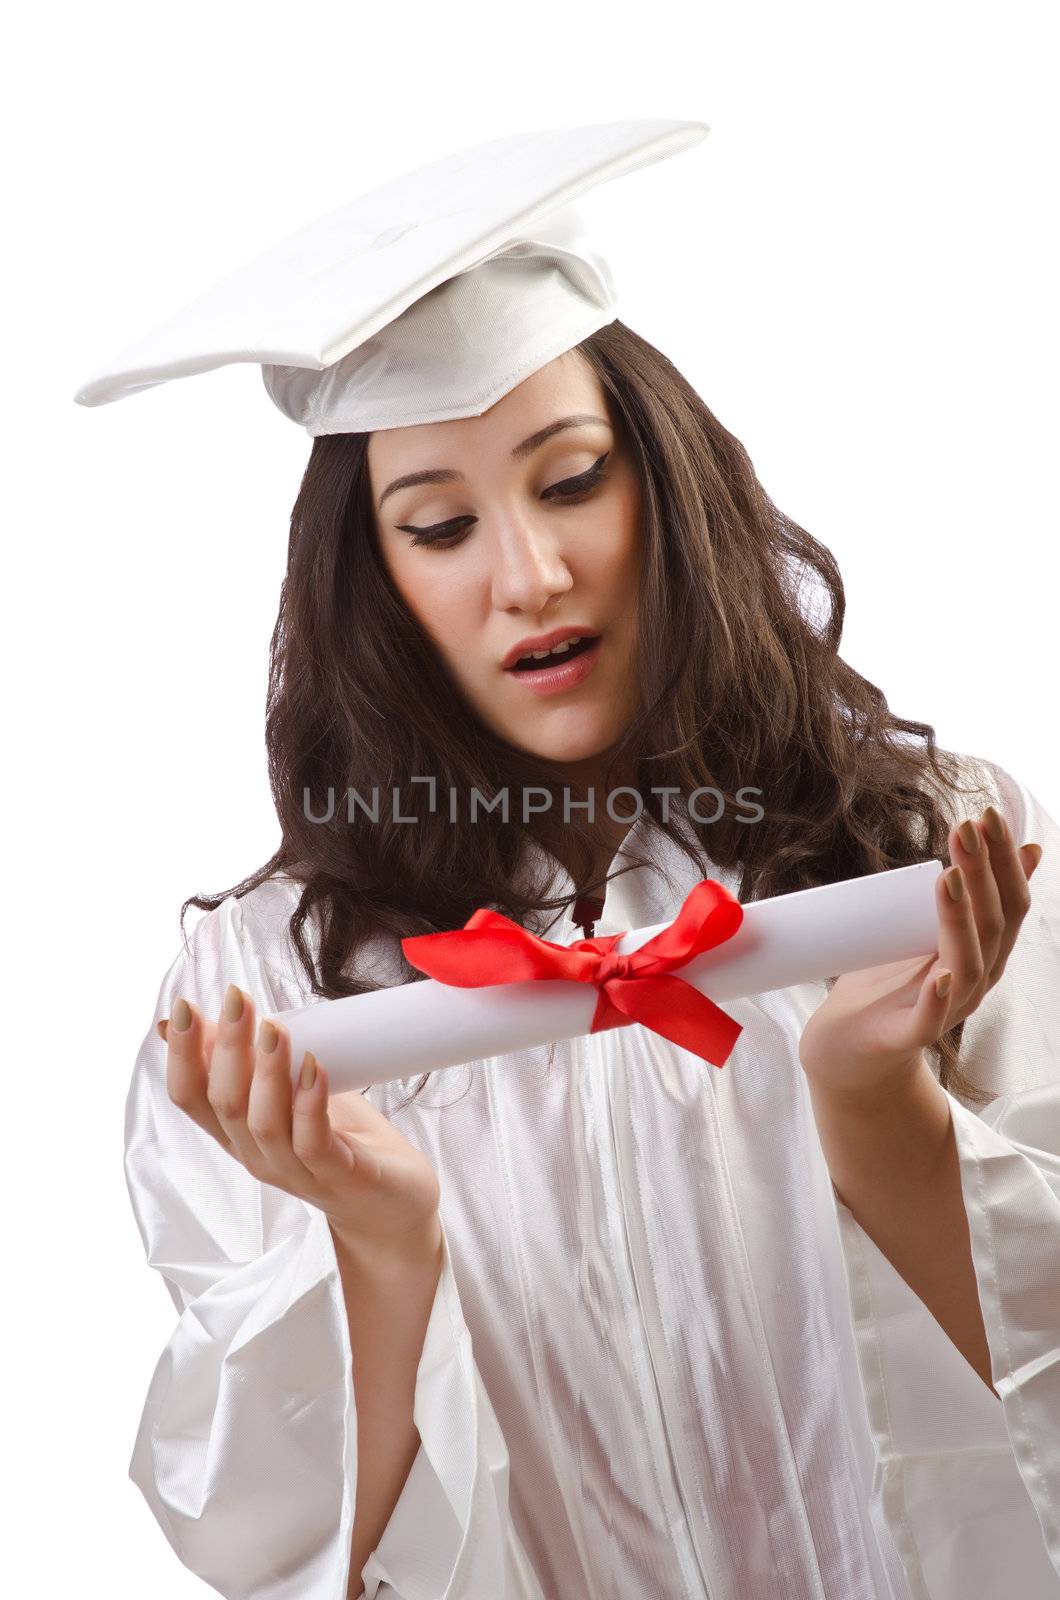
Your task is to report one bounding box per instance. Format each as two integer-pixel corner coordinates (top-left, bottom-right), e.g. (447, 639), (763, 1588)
(509, 635), (600, 672)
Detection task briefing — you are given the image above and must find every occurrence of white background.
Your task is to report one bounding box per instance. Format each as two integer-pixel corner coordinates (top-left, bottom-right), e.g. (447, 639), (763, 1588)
(6, 1), (1057, 1593)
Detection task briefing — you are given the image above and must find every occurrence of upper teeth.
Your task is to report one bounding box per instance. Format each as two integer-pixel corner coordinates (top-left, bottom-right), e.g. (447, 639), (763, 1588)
(519, 635), (584, 664)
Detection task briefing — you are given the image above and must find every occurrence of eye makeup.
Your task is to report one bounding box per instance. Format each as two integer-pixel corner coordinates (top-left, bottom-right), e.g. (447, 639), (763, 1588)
(396, 452), (611, 549)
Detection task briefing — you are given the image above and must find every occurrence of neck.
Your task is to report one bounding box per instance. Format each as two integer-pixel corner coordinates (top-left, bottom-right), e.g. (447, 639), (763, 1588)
(556, 767), (642, 897)
(517, 744), (640, 895)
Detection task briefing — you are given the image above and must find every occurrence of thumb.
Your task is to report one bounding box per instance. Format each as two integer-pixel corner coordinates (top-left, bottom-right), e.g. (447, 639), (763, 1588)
(910, 964), (954, 1043)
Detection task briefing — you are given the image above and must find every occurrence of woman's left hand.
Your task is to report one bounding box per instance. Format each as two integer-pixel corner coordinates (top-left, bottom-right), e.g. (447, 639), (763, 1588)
(799, 805), (1044, 1096)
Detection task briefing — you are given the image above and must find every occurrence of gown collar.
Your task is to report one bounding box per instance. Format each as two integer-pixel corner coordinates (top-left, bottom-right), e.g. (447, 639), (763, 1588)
(513, 808), (742, 944)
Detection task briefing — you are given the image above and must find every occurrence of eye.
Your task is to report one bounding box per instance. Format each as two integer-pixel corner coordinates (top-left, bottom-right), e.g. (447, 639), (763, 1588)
(543, 453), (610, 502)
(397, 453), (611, 549)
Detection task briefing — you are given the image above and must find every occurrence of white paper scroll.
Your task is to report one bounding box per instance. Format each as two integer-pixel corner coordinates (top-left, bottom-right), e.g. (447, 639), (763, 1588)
(270, 859), (943, 1094)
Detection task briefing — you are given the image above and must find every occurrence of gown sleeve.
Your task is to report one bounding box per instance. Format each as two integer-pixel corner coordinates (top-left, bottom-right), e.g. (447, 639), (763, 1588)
(124, 889), (544, 1600)
(833, 757), (1060, 1597)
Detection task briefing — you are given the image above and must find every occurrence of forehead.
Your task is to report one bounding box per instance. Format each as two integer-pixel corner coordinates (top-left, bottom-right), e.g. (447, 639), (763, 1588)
(365, 350), (608, 483)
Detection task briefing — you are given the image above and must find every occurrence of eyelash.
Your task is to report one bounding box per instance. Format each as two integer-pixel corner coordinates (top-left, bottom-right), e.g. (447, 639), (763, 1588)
(397, 453), (611, 548)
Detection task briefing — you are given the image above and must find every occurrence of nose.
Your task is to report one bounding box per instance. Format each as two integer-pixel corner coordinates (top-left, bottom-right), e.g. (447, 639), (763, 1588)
(489, 512), (574, 615)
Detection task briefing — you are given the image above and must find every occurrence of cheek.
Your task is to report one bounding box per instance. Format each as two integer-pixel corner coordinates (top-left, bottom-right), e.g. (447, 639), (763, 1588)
(595, 488), (643, 597)
(385, 550), (480, 669)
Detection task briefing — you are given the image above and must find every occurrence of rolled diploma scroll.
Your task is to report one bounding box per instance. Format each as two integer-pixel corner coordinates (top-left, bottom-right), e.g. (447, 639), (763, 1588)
(271, 859), (943, 1094)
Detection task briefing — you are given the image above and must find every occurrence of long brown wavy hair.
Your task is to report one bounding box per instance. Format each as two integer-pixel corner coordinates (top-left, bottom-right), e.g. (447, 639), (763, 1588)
(182, 319), (990, 1104)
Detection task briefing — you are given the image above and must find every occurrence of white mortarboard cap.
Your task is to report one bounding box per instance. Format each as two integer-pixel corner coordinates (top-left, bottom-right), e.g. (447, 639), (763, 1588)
(73, 117), (709, 436)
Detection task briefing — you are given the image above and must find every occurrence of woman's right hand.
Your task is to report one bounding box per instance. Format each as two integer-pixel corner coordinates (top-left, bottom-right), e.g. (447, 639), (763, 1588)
(159, 983), (442, 1254)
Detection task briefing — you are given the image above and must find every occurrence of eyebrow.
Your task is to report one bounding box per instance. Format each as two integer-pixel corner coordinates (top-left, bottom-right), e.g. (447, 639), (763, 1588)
(376, 413), (612, 511)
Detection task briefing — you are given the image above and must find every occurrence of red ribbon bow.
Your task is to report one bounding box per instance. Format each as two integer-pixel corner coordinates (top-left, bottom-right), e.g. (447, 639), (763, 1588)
(401, 878), (745, 1068)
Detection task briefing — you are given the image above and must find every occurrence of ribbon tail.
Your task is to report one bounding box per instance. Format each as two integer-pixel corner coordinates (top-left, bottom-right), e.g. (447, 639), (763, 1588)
(605, 973), (743, 1067)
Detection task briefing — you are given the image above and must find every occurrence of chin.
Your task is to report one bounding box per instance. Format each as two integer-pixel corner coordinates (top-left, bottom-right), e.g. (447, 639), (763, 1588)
(504, 726), (624, 769)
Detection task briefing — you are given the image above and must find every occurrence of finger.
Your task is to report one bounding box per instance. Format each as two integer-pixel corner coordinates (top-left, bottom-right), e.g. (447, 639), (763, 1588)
(906, 964), (957, 1047)
(206, 984), (268, 1172)
(200, 1016), (220, 1068)
(936, 865), (985, 1017)
(1020, 841), (1043, 879)
(978, 806), (1034, 979)
(290, 1056), (359, 1187)
(244, 1019), (318, 1189)
(165, 996), (234, 1150)
(950, 817), (1005, 981)
(159, 1014), (219, 1061)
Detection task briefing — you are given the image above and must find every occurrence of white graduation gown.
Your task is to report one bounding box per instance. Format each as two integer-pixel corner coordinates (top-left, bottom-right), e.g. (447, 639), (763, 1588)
(123, 753), (1060, 1599)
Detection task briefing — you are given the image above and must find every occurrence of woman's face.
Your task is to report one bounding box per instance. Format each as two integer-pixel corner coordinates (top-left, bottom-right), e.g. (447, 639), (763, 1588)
(368, 350), (644, 769)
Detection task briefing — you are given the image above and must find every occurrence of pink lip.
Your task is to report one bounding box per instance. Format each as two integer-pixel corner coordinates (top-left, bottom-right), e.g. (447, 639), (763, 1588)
(501, 626), (598, 670)
(506, 636), (602, 696)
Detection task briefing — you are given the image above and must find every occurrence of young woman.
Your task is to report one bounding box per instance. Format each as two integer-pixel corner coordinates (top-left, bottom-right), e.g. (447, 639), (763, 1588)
(126, 317), (1060, 1600)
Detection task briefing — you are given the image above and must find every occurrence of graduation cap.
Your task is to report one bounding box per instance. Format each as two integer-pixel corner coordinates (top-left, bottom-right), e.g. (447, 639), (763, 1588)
(72, 118), (709, 436)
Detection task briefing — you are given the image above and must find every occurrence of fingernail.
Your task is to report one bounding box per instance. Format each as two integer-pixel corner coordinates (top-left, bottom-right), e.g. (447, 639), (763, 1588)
(945, 866), (965, 900)
(982, 805), (1006, 843)
(172, 997), (192, 1032)
(300, 1050), (317, 1091)
(935, 969), (953, 999)
(156, 1019), (169, 1042)
(259, 1020), (278, 1053)
(957, 820), (980, 854)
(223, 984), (244, 1023)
